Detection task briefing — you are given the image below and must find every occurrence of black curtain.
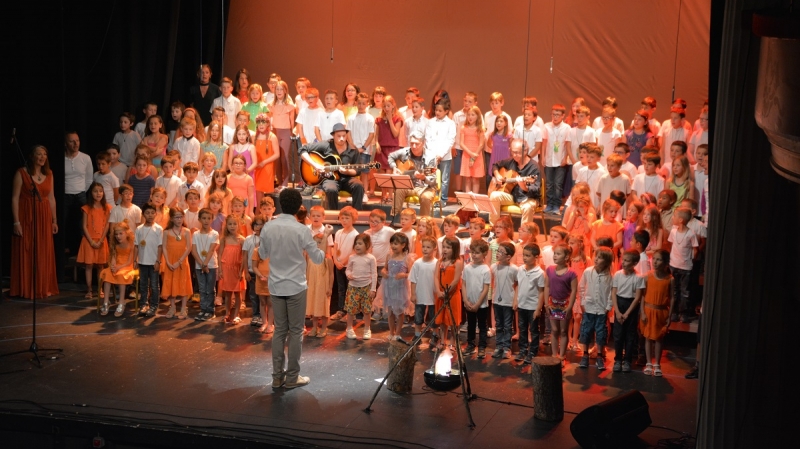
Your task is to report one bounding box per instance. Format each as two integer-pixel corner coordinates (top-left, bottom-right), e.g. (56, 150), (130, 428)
(0, 0), (229, 282)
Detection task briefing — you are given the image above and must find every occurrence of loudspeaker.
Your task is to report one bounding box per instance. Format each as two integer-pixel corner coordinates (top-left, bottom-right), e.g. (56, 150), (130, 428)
(570, 390), (652, 449)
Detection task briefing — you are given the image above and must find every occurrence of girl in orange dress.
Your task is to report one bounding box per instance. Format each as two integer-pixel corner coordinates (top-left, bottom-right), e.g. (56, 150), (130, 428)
(434, 236), (463, 350)
(11, 145), (59, 299)
(227, 155), (255, 217)
(77, 182), (112, 299)
(458, 105), (486, 193)
(218, 215), (245, 324)
(253, 113), (280, 206)
(99, 222), (136, 317)
(160, 208), (193, 319)
(639, 249), (675, 377)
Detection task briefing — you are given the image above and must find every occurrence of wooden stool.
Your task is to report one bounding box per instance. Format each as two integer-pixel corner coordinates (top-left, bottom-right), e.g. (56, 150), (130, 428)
(531, 356), (563, 421)
(386, 339), (417, 394)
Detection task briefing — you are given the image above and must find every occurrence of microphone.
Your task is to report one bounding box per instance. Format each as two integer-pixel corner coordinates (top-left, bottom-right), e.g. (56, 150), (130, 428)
(10, 128), (16, 144)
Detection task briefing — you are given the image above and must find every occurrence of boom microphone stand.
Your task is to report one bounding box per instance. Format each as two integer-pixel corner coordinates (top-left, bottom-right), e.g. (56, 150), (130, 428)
(365, 286), (476, 428)
(1, 130), (64, 371)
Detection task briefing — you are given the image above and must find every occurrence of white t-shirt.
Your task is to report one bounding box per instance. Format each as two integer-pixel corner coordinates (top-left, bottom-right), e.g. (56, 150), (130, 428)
(541, 245), (554, 268)
(334, 228), (359, 266)
(295, 95), (308, 114)
(592, 116), (626, 135)
(409, 257), (438, 306)
(308, 224), (335, 248)
(636, 252), (651, 277)
(366, 226), (396, 266)
(659, 121), (693, 167)
(491, 263), (518, 305)
(572, 161), (586, 181)
(192, 229), (219, 269)
(94, 171), (120, 204)
(517, 265), (546, 310)
(577, 165), (609, 209)
(113, 131), (142, 166)
(347, 112), (375, 153)
(205, 124), (235, 145)
(513, 122), (544, 163)
(569, 126), (597, 163)
(242, 234), (259, 272)
(513, 115), (544, 132)
(156, 174), (182, 207)
(110, 163), (129, 185)
(183, 208), (200, 231)
(316, 109), (346, 139)
(109, 204), (142, 233)
(595, 128), (623, 166)
(405, 115), (429, 143)
(612, 270), (646, 299)
(632, 173), (665, 200)
(135, 223), (163, 265)
(542, 122), (572, 167)
(462, 263), (491, 308)
(210, 95), (242, 129)
(687, 218), (707, 239)
(452, 110), (467, 150)
(693, 166), (708, 208)
(296, 106), (324, 143)
(596, 173), (631, 208)
(620, 161), (637, 183)
(668, 227), (699, 270)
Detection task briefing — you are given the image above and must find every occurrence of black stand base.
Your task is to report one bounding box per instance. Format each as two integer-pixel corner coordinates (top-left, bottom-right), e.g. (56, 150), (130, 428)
(1, 341), (64, 373)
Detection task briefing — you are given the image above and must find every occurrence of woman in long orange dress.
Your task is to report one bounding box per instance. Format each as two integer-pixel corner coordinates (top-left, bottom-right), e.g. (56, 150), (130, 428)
(160, 208), (193, 319)
(253, 113), (280, 205)
(11, 145), (59, 299)
(434, 237), (463, 350)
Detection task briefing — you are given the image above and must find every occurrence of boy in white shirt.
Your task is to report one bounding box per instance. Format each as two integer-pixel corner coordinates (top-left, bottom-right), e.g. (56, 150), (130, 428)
(569, 106), (596, 166)
(668, 207), (699, 323)
(135, 102), (158, 138)
(462, 239), (492, 358)
(514, 107), (543, 163)
(294, 77), (310, 114)
(134, 203), (163, 317)
(156, 157), (183, 209)
(576, 143), (608, 210)
(595, 107), (623, 166)
(572, 144), (589, 181)
(296, 87), (323, 145)
(210, 77), (241, 129)
(347, 92), (376, 201)
(409, 235), (438, 343)
(611, 249), (646, 372)
(183, 189), (202, 233)
(191, 208), (220, 321)
(491, 242), (518, 359)
(404, 96), (428, 145)
(516, 243), (546, 364)
(614, 143), (638, 182)
(513, 96), (545, 131)
(592, 97), (626, 134)
(596, 154), (631, 211)
(632, 230), (651, 275)
(94, 152), (120, 204)
(173, 118), (201, 164)
(688, 107), (709, 161)
(207, 107), (235, 145)
(693, 144), (709, 212)
(659, 106), (694, 167)
(108, 184), (141, 237)
(242, 217), (266, 327)
(631, 153), (665, 202)
(542, 104), (574, 214)
(315, 89), (346, 142)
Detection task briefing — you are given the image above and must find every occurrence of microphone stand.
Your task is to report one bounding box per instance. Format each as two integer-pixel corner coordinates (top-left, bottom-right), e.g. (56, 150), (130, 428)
(1, 130), (64, 371)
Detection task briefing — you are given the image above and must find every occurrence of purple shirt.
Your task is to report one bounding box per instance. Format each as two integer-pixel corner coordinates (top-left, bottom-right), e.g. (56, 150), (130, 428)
(546, 265), (577, 300)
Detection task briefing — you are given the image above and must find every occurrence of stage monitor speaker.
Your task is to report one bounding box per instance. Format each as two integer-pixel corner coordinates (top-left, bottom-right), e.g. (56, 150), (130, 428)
(570, 390), (652, 449)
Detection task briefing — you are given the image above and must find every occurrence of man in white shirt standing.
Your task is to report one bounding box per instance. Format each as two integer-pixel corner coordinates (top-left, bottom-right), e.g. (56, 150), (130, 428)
(423, 99), (456, 207)
(63, 131), (93, 255)
(259, 189), (327, 390)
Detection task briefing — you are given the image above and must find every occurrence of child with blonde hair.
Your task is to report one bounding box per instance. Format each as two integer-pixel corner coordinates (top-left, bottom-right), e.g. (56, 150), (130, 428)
(567, 233), (592, 351)
(459, 105), (486, 193)
(219, 215), (245, 324)
(578, 247), (614, 370)
(544, 242), (577, 361)
(99, 222), (136, 317)
(306, 205), (334, 337)
(383, 233), (414, 342)
(345, 234), (378, 340)
(414, 216), (441, 258)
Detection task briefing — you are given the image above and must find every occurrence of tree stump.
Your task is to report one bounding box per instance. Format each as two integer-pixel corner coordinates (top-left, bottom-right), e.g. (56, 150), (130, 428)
(531, 356), (564, 421)
(387, 339), (417, 394)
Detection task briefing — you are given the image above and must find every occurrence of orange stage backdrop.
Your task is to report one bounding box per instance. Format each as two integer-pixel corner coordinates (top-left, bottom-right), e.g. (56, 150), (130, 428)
(224, 0), (709, 121)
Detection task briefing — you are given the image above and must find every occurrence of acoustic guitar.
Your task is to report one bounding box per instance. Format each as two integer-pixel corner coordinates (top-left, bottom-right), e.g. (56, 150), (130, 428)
(488, 167), (537, 194)
(300, 151), (381, 186)
(395, 158), (437, 176)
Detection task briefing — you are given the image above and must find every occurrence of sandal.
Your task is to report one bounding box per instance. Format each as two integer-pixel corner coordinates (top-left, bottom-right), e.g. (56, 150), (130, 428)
(316, 331), (327, 338)
(165, 305), (176, 319)
(100, 303), (109, 316)
(308, 329), (318, 338)
(232, 316), (242, 325)
(85, 291), (95, 299)
(177, 309), (188, 320)
(644, 363), (653, 375)
(653, 364), (663, 377)
(114, 304), (125, 317)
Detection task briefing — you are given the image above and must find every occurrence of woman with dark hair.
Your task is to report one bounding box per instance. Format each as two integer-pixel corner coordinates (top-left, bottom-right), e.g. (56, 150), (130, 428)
(188, 64), (221, 124)
(234, 68), (251, 104)
(11, 145), (59, 299)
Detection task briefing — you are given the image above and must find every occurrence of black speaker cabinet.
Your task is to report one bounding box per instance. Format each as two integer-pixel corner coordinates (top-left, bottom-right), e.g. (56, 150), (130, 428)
(570, 390), (652, 448)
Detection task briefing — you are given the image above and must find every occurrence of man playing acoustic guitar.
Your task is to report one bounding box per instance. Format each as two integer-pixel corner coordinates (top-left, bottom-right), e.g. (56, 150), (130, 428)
(388, 130), (438, 217)
(299, 123), (366, 210)
(488, 138), (541, 224)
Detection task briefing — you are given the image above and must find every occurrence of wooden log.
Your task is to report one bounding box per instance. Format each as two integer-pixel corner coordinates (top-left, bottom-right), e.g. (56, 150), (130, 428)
(387, 339), (417, 394)
(531, 356), (564, 421)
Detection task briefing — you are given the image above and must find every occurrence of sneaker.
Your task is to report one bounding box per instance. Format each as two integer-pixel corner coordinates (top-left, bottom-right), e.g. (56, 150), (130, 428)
(251, 316), (261, 326)
(195, 313), (205, 321)
(596, 358), (606, 371)
(363, 329), (371, 340)
(346, 328), (357, 339)
(272, 377), (285, 389)
(301, 186), (315, 196)
(477, 348), (486, 358)
(685, 366), (699, 379)
(613, 361), (622, 372)
(524, 354), (532, 364)
(139, 305), (150, 316)
(362, 193), (370, 203)
(579, 356), (589, 369)
(146, 306), (157, 317)
(284, 376), (310, 389)
(515, 351), (526, 362)
(463, 345), (477, 355)
(622, 361), (632, 373)
(491, 348), (503, 358)
(371, 310), (382, 321)
(503, 348), (512, 359)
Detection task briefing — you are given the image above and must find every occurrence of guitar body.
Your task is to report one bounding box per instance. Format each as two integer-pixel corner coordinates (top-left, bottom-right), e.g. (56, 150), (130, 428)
(300, 151), (342, 186)
(488, 167), (520, 194)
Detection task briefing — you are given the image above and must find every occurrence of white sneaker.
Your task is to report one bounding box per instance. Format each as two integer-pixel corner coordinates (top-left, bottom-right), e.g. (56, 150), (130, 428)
(362, 193), (370, 203)
(363, 329), (372, 340)
(346, 328), (357, 339)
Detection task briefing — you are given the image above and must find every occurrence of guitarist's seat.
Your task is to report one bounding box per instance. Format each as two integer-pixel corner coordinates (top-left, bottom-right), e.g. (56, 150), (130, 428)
(404, 169), (443, 217)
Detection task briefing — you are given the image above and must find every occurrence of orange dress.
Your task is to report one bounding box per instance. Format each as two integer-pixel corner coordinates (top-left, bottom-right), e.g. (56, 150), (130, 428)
(99, 245), (136, 285)
(10, 169), (59, 299)
(160, 229), (193, 297)
(435, 262), (462, 326)
(219, 241), (245, 292)
(77, 204), (112, 264)
(459, 126), (485, 177)
(639, 272), (673, 340)
(253, 138), (275, 194)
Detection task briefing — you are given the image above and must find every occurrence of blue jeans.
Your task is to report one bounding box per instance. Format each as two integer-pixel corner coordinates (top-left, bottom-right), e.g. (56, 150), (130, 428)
(452, 149), (463, 179)
(272, 289), (307, 383)
(196, 268), (217, 314)
(544, 165), (567, 210)
(335, 265), (348, 312)
(580, 312), (608, 347)
(247, 273), (260, 317)
(138, 264), (160, 308)
(493, 304), (514, 350)
(517, 308), (540, 356)
(438, 159), (452, 204)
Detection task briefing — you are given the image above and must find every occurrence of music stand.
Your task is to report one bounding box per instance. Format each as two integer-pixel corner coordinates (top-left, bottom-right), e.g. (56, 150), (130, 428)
(374, 174), (414, 215)
(455, 192), (498, 216)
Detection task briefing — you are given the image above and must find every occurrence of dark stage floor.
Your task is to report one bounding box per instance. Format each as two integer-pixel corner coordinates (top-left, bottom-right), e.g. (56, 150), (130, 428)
(0, 285), (698, 448)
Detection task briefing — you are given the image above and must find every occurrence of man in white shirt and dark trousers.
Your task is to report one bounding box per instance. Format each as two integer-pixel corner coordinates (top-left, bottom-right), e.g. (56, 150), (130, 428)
(63, 131), (94, 256)
(259, 189), (327, 390)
